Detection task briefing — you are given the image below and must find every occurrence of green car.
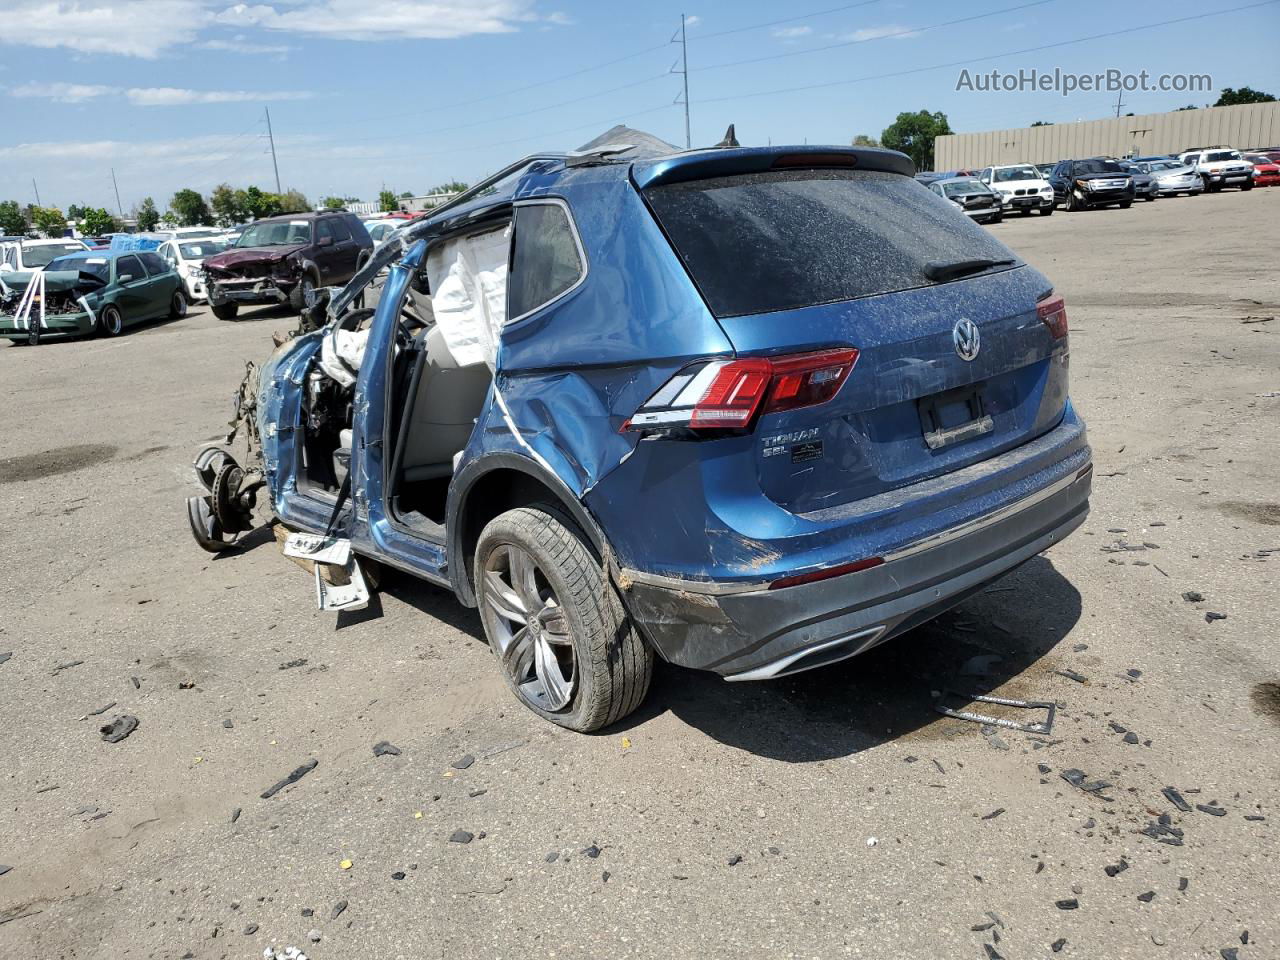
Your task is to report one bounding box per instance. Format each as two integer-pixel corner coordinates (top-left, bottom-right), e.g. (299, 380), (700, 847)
(0, 249), (186, 344)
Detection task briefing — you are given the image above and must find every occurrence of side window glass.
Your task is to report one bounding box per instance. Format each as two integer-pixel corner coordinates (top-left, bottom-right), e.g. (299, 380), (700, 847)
(508, 202), (585, 320)
(117, 255), (144, 282)
(328, 217), (350, 241)
(316, 220), (334, 243)
(139, 252), (167, 275)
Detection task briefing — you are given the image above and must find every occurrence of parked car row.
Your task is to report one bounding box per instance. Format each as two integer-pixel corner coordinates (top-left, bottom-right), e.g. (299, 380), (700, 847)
(918, 145), (1278, 223)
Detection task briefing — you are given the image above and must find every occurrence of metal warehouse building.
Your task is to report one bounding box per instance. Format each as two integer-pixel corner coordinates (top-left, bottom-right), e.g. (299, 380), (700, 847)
(934, 101), (1280, 170)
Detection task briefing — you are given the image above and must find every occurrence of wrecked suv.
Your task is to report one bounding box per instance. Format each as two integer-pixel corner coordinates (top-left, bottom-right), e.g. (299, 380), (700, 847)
(188, 141), (1091, 732)
(202, 211), (373, 320)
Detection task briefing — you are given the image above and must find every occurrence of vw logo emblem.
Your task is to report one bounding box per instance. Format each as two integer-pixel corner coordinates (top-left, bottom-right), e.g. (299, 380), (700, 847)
(953, 318), (980, 362)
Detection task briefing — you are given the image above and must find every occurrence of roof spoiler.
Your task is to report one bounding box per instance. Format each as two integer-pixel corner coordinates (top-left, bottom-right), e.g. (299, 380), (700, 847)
(631, 145), (915, 190)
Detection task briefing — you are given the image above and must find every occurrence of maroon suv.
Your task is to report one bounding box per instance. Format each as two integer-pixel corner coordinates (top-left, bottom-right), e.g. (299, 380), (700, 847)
(203, 211), (373, 320)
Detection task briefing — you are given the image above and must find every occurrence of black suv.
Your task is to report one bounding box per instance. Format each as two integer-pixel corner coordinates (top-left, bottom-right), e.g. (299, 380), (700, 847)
(1048, 158), (1135, 211)
(203, 211), (373, 320)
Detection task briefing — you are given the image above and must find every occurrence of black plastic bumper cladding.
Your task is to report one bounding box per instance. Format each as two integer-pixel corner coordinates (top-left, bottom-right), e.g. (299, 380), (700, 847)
(620, 470), (1090, 678)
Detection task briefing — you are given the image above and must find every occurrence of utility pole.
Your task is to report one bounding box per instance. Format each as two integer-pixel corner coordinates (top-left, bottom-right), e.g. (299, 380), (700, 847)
(672, 15), (691, 149)
(32, 178), (41, 206)
(264, 107), (282, 194)
(110, 168), (124, 216)
(1114, 90), (1126, 118)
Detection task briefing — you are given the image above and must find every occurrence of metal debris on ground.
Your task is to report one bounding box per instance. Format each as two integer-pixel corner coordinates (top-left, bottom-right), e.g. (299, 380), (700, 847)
(260, 758), (319, 799)
(451, 753), (475, 769)
(1162, 786), (1192, 812)
(262, 948), (308, 960)
(373, 741), (401, 757)
(100, 715), (139, 743)
(1056, 669), (1088, 684)
(1196, 802), (1227, 816)
(934, 691), (1056, 734)
(1205, 611), (1227, 622)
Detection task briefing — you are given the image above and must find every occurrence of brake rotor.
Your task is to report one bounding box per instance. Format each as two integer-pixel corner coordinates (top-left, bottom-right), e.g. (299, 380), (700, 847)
(186, 496), (230, 553)
(212, 461), (252, 534)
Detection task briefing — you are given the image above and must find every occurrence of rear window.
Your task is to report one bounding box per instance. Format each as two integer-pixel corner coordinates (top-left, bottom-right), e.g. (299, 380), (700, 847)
(645, 168), (1016, 318)
(1074, 159), (1124, 175)
(1206, 151), (1239, 162)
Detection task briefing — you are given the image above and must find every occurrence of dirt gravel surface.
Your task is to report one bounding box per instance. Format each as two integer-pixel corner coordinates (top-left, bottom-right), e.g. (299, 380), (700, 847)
(2, 189), (1278, 959)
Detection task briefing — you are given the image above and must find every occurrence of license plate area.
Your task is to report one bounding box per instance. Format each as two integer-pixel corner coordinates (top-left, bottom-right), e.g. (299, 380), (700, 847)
(919, 384), (994, 451)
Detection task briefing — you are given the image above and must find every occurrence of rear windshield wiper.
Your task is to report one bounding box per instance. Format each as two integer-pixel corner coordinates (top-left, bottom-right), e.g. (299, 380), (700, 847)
(924, 257), (1017, 283)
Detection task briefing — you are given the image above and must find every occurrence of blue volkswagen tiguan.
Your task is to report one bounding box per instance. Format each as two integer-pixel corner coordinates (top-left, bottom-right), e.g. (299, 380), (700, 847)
(188, 141), (1091, 731)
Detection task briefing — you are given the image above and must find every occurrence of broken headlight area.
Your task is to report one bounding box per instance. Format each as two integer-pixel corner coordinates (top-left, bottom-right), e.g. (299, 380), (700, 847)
(272, 259), (301, 281)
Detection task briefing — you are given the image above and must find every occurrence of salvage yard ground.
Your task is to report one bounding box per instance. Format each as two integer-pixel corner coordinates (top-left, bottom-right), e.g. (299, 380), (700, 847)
(1, 188), (1278, 959)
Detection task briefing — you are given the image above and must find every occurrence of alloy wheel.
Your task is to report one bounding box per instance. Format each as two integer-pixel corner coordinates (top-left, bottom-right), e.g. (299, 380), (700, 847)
(480, 543), (576, 712)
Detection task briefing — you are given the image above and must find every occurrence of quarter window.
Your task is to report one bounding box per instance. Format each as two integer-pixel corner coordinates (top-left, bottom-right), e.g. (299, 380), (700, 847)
(327, 217), (351, 241)
(508, 202), (585, 320)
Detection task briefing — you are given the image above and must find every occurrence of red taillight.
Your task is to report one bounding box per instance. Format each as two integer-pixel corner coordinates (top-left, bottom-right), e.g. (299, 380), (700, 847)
(625, 348), (859, 434)
(768, 556), (884, 590)
(1037, 293), (1068, 340)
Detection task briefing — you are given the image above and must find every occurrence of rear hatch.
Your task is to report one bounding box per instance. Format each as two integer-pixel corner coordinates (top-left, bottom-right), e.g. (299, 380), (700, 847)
(641, 163), (1069, 515)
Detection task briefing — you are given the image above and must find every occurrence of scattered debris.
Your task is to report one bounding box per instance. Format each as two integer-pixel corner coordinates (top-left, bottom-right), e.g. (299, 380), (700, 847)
(983, 945), (1004, 960)
(981, 808), (1005, 820)
(100, 715), (139, 743)
(1205, 612), (1227, 623)
(260, 758), (319, 799)
(178, 680), (195, 689)
(1179, 877), (1189, 891)
(0, 865), (11, 877)
(1162, 787), (1192, 812)
(727, 854), (743, 866)
(330, 900), (347, 920)
(0, 652), (11, 666)
(1056, 668), (1088, 684)
(243, 923), (258, 935)
(1140, 818), (1185, 846)
(451, 754), (475, 770)
(53, 660), (85, 674)
(1060, 769), (1112, 796)
(1182, 591), (1204, 602)
(223, 719), (234, 729)
(1196, 802), (1227, 817)
(1051, 939), (1067, 953)
(1104, 859), (1129, 877)
(230, 808), (241, 824)
(1137, 891), (1156, 902)
(1055, 898), (1079, 910)
(279, 659), (308, 670)
(449, 830), (474, 844)
(84, 702), (116, 718)
(130, 676), (140, 689)
(339, 860), (352, 870)
(392, 870), (406, 879)
(308, 929), (321, 943)
(583, 844), (601, 859)
(372, 741), (401, 757)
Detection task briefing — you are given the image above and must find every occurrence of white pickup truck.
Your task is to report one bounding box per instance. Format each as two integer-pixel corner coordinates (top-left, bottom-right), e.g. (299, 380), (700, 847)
(1178, 148), (1255, 192)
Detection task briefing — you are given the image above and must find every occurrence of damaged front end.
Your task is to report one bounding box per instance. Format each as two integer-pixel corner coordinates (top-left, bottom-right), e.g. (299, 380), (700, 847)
(0, 271), (103, 343)
(205, 256), (302, 309)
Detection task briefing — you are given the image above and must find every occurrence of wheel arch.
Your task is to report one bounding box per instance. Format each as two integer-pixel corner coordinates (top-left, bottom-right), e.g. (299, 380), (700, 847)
(447, 453), (610, 607)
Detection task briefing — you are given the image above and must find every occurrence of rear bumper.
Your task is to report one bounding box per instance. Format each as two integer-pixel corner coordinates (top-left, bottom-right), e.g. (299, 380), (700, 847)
(620, 427), (1091, 679)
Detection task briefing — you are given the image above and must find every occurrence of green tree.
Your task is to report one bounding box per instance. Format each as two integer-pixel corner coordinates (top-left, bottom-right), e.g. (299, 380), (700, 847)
(398, 190), (413, 199)
(1214, 86), (1275, 106)
(243, 186), (283, 220)
(321, 195), (346, 210)
(851, 134), (880, 147)
(67, 203), (85, 220)
(428, 181), (469, 195)
(278, 188), (310, 213)
(0, 200), (26, 236)
(1175, 104), (1199, 111)
(378, 189), (398, 212)
(136, 197), (160, 231)
(32, 206), (68, 237)
(160, 210), (180, 227)
(881, 109), (953, 172)
(1030, 120), (1053, 127)
(210, 183), (248, 226)
(170, 188), (213, 226)
(81, 207), (118, 236)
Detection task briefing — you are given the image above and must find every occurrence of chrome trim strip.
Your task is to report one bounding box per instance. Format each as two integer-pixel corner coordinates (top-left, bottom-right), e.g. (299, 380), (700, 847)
(619, 463), (1091, 597)
(724, 626), (886, 682)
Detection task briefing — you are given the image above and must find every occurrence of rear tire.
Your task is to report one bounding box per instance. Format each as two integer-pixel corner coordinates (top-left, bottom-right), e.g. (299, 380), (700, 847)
(100, 304), (124, 337)
(474, 505), (653, 732)
(211, 302), (239, 321)
(1119, 200), (1133, 209)
(1039, 204), (1054, 216)
(169, 290), (188, 318)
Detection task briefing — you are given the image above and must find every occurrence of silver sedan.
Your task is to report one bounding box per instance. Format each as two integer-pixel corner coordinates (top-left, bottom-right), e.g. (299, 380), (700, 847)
(1133, 160), (1204, 196)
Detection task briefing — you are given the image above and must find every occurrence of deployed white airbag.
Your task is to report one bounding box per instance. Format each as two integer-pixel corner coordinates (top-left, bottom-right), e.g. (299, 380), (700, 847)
(425, 225), (510, 369)
(318, 327), (369, 388)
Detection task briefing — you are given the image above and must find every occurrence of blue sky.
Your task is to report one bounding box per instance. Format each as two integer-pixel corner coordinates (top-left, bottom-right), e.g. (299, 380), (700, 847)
(2, 0), (1277, 213)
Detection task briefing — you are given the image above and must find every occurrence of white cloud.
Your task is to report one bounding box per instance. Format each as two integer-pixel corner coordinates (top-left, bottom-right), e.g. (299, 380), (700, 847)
(772, 26), (812, 39)
(198, 36), (294, 53)
(0, 1), (209, 58)
(684, 14), (700, 27)
(10, 81), (312, 106)
(0, 0), (561, 58)
(213, 0), (545, 40)
(838, 24), (919, 42)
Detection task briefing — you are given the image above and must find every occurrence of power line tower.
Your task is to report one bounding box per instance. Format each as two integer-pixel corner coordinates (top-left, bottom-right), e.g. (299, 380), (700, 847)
(110, 168), (124, 216)
(264, 107), (282, 194)
(671, 15), (691, 149)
